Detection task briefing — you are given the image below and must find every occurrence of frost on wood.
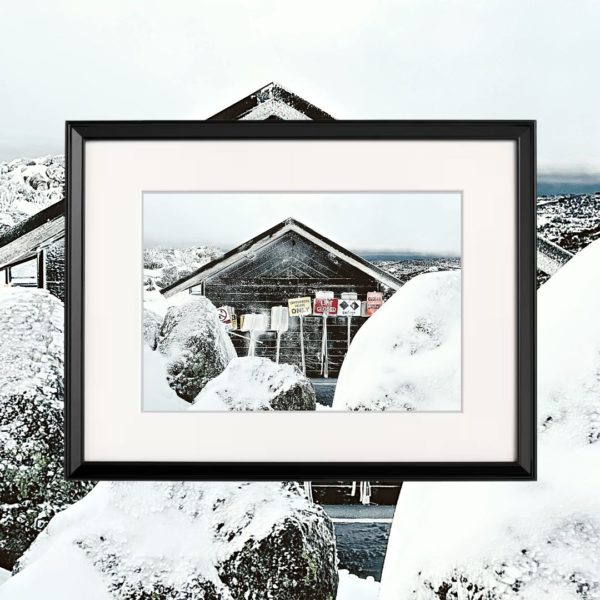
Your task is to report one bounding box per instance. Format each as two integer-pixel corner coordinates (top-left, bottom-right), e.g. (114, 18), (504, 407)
(0, 289), (92, 570)
(2, 482), (338, 600)
(333, 271), (461, 411)
(157, 296), (236, 402)
(191, 356), (317, 411)
(378, 240), (600, 600)
(0, 156), (64, 234)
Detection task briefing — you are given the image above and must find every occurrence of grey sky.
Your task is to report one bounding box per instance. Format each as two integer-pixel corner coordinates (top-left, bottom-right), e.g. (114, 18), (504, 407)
(143, 192), (461, 255)
(0, 1), (599, 176)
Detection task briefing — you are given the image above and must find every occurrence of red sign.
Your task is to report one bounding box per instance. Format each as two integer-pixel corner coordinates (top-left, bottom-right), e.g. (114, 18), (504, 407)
(365, 292), (383, 316)
(313, 298), (339, 316)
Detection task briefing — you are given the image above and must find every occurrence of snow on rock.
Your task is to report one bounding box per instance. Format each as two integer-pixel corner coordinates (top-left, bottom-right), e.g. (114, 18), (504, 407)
(143, 308), (162, 350)
(142, 346), (190, 411)
(1, 482), (338, 600)
(333, 271), (461, 411)
(190, 356), (317, 411)
(379, 239), (600, 600)
(0, 288), (92, 570)
(143, 246), (222, 292)
(0, 155), (64, 233)
(157, 296), (236, 402)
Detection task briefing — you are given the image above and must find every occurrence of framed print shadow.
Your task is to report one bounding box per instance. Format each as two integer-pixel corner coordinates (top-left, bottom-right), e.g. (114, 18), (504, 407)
(65, 120), (536, 481)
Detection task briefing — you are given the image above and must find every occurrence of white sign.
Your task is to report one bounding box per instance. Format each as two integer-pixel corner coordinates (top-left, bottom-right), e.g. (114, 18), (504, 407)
(271, 306), (289, 332)
(315, 290), (334, 300)
(217, 306), (234, 330)
(341, 292), (358, 301)
(240, 313), (269, 332)
(338, 298), (361, 317)
(288, 297), (312, 317)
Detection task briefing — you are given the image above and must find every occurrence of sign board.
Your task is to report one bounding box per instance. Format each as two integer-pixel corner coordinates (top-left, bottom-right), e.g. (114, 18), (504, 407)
(314, 297), (339, 316)
(217, 306), (234, 330)
(271, 306), (289, 332)
(288, 296), (312, 317)
(240, 313), (269, 332)
(341, 292), (358, 301)
(315, 290), (334, 300)
(365, 291), (384, 316)
(338, 298), (361, 317)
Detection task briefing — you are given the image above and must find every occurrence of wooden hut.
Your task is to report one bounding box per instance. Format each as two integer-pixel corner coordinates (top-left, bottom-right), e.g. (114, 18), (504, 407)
(162, 217), (402, 378)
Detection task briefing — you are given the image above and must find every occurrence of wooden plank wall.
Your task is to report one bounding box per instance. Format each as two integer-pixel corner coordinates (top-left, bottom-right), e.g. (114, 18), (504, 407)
(204, 232), (389, 378)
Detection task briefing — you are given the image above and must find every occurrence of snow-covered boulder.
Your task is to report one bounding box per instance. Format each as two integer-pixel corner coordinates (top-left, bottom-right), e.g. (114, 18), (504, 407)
(190, 356), (317, 411)
(157, 297), (236, 402)
(1, 482), (338, 600)
(143, 308), (162, 350)
(0, 155), (64, 233)
(0, 289), (92, 570)
(333, 271), (461, 411)
(379, 239), (600, 599)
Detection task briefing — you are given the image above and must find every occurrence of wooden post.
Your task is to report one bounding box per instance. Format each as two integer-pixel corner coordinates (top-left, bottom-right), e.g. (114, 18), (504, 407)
(347, 316), (352, 351)
(321, 314), (329, 378)
(275, 331), (281, 364)
(299, 316), (306, 375)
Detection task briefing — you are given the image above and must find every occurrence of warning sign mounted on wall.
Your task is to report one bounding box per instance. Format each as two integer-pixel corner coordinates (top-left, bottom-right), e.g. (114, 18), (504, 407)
(339, 292), (361, 317)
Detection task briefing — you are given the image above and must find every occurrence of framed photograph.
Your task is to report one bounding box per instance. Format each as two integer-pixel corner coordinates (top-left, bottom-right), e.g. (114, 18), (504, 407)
(65, 120), (536, 481)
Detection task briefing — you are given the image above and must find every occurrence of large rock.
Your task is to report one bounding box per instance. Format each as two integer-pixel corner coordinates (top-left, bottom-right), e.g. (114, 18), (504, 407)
(379, 240), (600, 600)
(333, 271), (461, 411)
(0, 289), (92, 570)
(1, 482), (338, 600)
(157, 297), (236, 402)
(190, 356), (317, 411)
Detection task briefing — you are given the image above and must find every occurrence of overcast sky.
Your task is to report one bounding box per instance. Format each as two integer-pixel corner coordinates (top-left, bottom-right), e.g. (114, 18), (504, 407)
(143, 192), (461, 255)
(0, 1), (599, 178)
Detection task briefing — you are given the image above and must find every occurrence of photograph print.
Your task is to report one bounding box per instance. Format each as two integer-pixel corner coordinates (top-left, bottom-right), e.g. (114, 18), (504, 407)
(143, 192), (461, 412)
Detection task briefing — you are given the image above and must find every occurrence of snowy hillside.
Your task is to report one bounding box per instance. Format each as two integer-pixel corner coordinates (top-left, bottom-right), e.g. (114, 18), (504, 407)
(538, 192), (600, 253)
(379, 239), (600, 599)
(0, 156), (64, 234)
(143, 246), (222, 292)
(333, 271), (461, 411)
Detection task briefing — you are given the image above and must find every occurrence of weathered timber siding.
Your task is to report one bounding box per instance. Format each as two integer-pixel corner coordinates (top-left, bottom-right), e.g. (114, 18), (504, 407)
(203, 231), (393, 377)
(45, 239), (65, 302)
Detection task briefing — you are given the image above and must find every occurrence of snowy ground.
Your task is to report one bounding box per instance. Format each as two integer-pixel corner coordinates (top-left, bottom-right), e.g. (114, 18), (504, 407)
(337, 570), (379, 600)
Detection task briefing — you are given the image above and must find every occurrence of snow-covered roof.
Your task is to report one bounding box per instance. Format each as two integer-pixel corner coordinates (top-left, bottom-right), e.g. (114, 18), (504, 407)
(537, 235), (573, 275)
(0, 200), (64, 269)
(208, 82), (333, 121)
(161, 217), (404, 298)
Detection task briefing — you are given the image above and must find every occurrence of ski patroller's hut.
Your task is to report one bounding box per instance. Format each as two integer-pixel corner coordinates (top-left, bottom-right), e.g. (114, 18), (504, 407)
(161, 218), (403, 378)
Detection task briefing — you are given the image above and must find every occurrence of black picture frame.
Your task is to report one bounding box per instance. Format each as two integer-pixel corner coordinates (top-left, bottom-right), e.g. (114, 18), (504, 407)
(65, 120), (536, 482)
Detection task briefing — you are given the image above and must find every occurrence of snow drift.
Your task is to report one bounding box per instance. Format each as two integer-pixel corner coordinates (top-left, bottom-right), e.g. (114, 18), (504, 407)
(0, 482), (338, 600)
(0, 289), (91, 570)
(333, 271), (461, 411)
(379, 239), (600, 599)
(190, 356), (316, 411)
(157, 296), (237, 402)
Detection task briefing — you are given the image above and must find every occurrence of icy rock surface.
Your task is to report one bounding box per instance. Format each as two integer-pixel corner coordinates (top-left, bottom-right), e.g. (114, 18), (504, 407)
(157, 296), (236, 402)
(333, 271), (461, 411)
(0, 155), (64, 233)
(0, 289), (92, 570)
(143, 308), (162, 350)
(379, 239), (600, 600)
(191, 356), (317, 411)
(1, 482), (338, 600)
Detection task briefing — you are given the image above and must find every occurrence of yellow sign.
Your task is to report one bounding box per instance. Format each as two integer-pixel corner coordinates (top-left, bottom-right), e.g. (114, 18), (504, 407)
(288, 296), (312, 317)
